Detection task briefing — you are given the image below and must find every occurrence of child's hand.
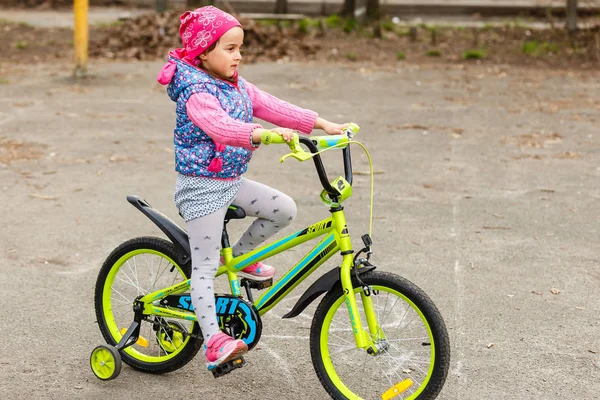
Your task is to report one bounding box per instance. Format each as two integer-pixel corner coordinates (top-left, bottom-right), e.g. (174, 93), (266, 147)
(315, 117), (350, 135)
(272, 127), (297, 142)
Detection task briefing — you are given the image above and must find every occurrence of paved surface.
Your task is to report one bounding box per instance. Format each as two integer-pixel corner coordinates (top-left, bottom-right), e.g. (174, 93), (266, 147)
(2, 0), (600, 28)
(1, 59), (599, 400)
(0, 7), (154, 28)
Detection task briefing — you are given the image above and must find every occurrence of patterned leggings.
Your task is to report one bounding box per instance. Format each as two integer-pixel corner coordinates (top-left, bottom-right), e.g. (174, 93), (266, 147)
(185, 178), (297, 341)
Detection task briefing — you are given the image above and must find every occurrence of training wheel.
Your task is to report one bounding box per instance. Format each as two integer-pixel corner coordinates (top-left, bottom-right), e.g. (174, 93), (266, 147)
(90, 344), (122, 380)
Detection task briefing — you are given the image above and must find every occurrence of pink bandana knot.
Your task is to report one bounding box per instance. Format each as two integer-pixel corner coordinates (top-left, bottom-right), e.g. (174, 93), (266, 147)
(157, 59), (177, 85)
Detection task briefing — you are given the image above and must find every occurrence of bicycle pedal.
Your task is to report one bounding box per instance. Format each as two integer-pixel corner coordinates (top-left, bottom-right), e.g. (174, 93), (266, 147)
(211, 357), (246, 378)
(240, 278), (273, 290)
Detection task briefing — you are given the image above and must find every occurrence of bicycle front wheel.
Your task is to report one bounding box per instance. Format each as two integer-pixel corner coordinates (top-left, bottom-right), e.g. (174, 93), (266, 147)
(310, 271), (450, 400)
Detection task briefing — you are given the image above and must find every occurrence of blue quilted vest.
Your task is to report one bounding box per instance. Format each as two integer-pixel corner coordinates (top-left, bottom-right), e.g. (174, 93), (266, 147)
(167, 57), (254, 179)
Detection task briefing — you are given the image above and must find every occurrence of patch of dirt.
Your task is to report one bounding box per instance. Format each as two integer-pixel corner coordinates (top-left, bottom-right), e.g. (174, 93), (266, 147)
(500, 132), (563, 148)
(0, 136), (48, 165)
(0, 22), (73, 63)
(0, 10), (599, 69)
(85, 11), (321, 62)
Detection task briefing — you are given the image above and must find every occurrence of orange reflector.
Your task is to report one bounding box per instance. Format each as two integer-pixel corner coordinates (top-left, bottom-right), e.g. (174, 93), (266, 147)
(233, 359), (242, 365)
(120, 328), (149, 347)
(381, 379), (413, 400)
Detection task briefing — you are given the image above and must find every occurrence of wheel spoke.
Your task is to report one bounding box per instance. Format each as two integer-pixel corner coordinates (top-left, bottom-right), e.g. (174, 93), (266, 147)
(96, 241), (198, 371)
(115, 274), (143, 293)
(315, 274), (449, 400)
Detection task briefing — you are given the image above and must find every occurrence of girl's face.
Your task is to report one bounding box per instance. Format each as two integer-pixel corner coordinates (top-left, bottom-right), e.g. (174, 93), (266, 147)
(199, 26), (244, 79)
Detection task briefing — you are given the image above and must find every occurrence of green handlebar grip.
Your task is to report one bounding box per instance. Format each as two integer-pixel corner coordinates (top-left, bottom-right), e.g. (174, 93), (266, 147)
(261, 131), (287, 145)
(343, 122), (360, 135)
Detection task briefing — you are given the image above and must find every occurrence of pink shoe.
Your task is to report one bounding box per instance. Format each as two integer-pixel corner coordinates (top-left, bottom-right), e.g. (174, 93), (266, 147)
(238, 262), (275, 281)
(204, 332), (248, 370)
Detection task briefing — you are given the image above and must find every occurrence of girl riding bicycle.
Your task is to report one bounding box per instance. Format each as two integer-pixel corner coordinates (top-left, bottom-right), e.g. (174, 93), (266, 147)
(157, 6), (349, 370)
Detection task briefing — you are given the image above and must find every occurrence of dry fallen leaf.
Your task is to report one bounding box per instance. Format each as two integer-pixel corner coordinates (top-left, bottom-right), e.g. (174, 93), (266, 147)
(531, 290), (543, 295)
(550, 288), (560, 295)
(555, 151), (581, 159)
(500, 132), (562, 148)
(109, 155), (132, 163)
(29, 193), (59, 200)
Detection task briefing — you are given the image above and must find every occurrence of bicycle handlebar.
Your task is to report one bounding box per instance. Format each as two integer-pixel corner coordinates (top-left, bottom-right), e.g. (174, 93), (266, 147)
(259, 130), (293, 145)
(260, 124), (360, 200)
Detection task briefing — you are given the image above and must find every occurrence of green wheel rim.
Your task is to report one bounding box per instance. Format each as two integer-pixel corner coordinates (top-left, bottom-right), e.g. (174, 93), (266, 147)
(101, 249), (193, 363)
(91, 347), (118, 380)
(319, 285), (436, 399)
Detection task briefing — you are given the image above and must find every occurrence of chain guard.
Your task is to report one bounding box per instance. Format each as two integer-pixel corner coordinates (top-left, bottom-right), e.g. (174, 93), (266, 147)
(215, 295), (262, 350)
(162, 294), (262, 350)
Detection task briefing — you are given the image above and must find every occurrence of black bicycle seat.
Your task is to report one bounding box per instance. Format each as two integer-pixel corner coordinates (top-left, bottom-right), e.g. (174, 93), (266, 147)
(225, 205), (246, 221)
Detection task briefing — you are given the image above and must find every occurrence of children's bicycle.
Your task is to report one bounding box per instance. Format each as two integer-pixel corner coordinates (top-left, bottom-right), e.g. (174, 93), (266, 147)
(90, 123), (450, 399)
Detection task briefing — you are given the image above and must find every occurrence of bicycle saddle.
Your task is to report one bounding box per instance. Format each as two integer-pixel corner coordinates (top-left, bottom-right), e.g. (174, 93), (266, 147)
(225, 205), (246, 221)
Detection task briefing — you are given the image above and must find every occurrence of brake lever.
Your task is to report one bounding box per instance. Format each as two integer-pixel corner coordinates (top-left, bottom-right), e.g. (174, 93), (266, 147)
(279, 135), (312, 163)
(280, 152), (313, 163)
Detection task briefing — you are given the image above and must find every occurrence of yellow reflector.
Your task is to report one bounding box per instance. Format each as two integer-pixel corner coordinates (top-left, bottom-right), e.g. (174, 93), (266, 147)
(381, 379), (413, 400)
(233, 359), (242, 365)
(120, 328), (149, 347)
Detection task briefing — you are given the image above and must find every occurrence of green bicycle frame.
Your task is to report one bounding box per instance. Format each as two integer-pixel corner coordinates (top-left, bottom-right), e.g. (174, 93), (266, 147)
(139, 208), (378, 350)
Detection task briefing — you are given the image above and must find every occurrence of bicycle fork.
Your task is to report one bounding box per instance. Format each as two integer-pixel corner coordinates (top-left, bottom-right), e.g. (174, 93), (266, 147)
(340, 256), (384, 352)
(334, 212), (383, 354)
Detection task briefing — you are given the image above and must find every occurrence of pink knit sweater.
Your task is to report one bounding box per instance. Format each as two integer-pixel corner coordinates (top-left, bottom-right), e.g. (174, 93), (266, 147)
(186, 80), (318, 149)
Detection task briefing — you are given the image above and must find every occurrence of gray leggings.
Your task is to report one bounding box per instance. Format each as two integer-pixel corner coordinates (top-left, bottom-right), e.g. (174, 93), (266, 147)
(185, 178), (297, 341)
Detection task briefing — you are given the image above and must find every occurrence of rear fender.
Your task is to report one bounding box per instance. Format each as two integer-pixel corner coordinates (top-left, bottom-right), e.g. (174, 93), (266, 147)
(127, 195), (191, 266)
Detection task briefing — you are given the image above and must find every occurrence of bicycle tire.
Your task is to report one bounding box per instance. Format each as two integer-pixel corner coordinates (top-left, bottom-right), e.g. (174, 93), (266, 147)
(310, 271), (450, 399)
(94, 236), (203, 374)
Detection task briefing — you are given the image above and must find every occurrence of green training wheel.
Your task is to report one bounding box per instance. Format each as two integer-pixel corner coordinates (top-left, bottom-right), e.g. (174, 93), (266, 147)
(90, 344), (122, 380)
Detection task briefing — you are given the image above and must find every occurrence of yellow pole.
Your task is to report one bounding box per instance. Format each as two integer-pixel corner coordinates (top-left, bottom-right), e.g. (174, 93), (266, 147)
(73, 0), (89, 77)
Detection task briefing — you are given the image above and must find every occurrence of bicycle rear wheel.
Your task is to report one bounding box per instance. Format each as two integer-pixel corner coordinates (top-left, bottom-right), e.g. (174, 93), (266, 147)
(310, 271), (450, 399)
(94, 237), (203, 373)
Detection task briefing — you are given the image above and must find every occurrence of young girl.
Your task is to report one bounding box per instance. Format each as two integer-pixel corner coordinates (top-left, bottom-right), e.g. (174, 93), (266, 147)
(157, 6), (349, 370)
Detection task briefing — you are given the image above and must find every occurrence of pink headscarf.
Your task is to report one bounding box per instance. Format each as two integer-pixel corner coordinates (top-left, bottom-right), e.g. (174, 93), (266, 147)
(157, 6), (242, 85)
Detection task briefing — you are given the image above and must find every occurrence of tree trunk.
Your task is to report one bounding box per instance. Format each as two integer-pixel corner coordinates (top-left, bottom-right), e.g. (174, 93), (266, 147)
(274, 0), (288, 14)
(340, 0), (356, 17)
(565, 0), (578, 33)
(366, 0), (379, 20)
(354, 0), (366, 23)
(341, 0), (367, 23)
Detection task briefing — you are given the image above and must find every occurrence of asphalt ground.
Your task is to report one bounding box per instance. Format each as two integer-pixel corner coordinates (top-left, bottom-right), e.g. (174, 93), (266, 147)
(0, 59), (599, 399)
